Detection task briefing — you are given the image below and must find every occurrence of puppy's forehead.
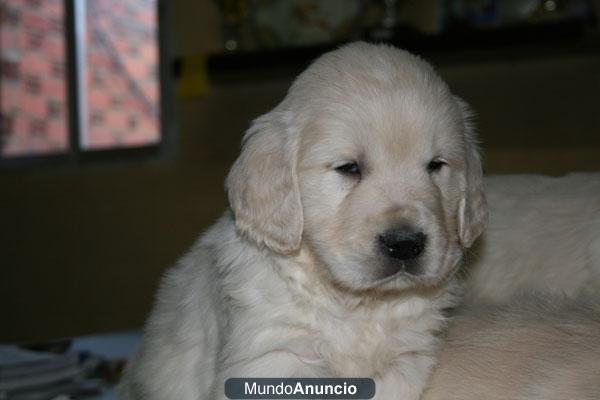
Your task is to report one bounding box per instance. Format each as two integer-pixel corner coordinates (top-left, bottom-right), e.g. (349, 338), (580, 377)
(293, 44), (464, 161)
(299, 78), (463, 163)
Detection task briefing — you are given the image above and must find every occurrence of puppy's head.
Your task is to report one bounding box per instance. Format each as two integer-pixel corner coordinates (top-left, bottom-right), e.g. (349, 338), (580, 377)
(227, 42), (487, 292)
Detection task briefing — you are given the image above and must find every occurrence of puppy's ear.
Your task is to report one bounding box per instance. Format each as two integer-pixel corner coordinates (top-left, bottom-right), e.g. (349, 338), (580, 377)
(455, 97), (488, 248)
(226, 110), (303, 254)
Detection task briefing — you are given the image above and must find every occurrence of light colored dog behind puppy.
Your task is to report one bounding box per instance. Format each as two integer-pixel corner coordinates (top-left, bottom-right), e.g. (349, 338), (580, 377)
(118, 42), (488, 400)
(430, 171), (600, 400)
(423, 296), (600, 400)
(467, 173), (600, 303)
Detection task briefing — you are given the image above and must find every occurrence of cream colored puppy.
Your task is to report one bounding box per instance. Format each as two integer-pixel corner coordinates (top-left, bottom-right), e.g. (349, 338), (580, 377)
(118, 42), (487, 400)
(423, 297), (600, 400)
(467, 173), (600, 304)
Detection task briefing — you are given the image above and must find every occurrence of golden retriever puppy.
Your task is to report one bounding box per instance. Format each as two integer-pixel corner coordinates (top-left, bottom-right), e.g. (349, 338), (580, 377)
(423, 296), (600, 400)
(466, 173), (600, 304)
(118, 42), (487, 400)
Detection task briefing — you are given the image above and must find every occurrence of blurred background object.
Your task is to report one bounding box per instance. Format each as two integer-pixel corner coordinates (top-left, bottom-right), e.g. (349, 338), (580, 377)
(0, 0), (69, 157)
(0, 0), (160, 159)
(0, 332), (140, 399)
(209, 0), (596, 53)
(216, 0), (363, 51)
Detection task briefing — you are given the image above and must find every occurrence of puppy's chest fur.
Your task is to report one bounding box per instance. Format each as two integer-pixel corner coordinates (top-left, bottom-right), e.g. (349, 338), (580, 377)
(230, 252), (451, 379)
(311, 299), (444, 377)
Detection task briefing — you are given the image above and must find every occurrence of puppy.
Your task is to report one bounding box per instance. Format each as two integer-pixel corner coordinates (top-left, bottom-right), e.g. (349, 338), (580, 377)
(118, 42), (487, 400)
(466, 173), (600, 304)
(422, 296), (600, 400)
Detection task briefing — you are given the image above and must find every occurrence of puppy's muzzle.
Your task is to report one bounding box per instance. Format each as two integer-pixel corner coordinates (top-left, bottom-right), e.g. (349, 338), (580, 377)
(378, 226), (426, 275)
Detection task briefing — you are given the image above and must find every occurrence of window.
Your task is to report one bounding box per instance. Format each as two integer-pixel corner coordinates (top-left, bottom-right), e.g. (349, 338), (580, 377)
(1, 0), (68, 157)
(0, 0), (166, 164)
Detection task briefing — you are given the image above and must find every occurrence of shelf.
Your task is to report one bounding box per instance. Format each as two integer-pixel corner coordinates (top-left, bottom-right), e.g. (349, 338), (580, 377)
(193, 19), (599, 80)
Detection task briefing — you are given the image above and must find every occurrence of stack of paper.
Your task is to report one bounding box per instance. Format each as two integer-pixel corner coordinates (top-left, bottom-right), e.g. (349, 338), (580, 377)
(0, 345), (82, 399)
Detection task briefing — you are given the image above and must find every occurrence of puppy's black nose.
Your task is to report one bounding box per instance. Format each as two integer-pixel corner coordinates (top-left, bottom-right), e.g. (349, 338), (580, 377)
(378, 227), (426, 261)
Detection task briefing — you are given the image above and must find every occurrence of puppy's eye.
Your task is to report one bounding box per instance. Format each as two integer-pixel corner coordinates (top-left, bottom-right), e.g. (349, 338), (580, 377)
(427, 159), (447, 173)
(335, 162), (361, 176)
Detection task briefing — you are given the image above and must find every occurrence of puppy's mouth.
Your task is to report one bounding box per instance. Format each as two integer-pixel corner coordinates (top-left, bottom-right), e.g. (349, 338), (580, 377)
(377, 258), (422, 279)
(363, 248), (463, 291)
(373, 267), (445, 288)
(307, 237), (462, 293)
(320, 254), (457, 296)
(335, 266), (453, 296)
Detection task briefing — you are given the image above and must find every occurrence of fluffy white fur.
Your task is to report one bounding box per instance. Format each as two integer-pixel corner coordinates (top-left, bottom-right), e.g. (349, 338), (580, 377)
(118, 42), (487, 400)
(467, 173), (600, 303)
(423, 296), (600, 400)
(426, 170), (600, 400)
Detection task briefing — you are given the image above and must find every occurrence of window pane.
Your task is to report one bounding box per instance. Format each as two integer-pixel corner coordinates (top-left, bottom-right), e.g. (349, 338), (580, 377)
(0, 0), (68, 157)
(84, 0), (160, 150)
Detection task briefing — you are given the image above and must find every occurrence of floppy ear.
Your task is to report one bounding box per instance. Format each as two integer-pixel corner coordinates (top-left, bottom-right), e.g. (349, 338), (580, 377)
(225, 110), (303, 254)
(455, 97), (488, 248)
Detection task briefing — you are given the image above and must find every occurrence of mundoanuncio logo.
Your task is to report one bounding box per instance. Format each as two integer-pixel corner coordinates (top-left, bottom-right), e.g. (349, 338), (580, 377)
(225, 378), (375, 399)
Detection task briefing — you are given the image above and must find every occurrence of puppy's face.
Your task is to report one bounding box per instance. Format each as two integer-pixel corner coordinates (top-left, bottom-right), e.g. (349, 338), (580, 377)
(227, 43), (487, 293)
(298, 86), (468, 291)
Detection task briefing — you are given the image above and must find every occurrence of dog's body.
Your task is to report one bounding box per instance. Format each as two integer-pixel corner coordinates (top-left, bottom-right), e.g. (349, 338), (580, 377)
(422, 296), (600, 400)
(119, 42), (487, 400)
(468, 173), (600, 303)
(119, 213), (459, 399)
(419, 173), (600, 400)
